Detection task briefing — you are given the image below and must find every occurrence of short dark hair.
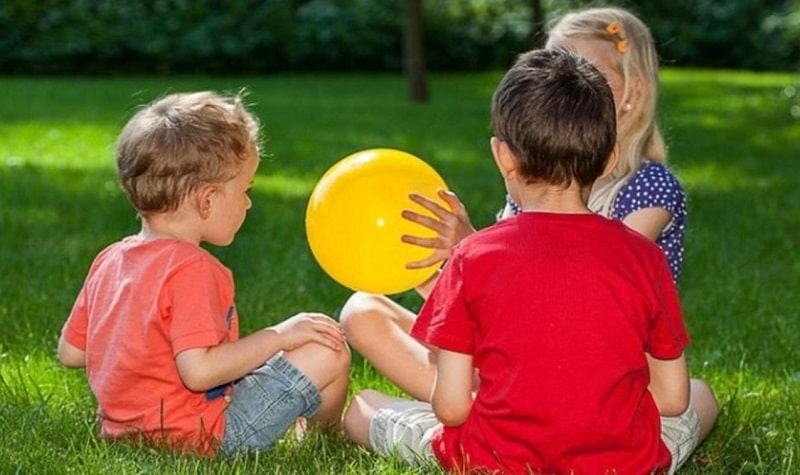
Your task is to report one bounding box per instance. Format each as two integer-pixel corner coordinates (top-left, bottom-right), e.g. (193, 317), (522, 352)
(491, 48), (616, 187)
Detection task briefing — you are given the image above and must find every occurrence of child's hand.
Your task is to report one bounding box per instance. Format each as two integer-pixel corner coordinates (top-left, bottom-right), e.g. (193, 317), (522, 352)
(272, 312), (346, 352)
(401, 189), (475, 268)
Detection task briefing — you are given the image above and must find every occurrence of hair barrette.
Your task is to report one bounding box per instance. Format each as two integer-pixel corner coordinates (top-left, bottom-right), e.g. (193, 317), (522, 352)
(606, 22), (622, 35)
(605, 22), (627, 54)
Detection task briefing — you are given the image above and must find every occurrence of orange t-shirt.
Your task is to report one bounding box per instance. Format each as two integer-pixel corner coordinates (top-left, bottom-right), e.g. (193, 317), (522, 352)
(62, 236), (239, 455)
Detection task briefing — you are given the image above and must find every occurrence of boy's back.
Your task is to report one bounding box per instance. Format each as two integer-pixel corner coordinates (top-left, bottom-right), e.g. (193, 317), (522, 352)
(412, 211), (688, 472)
(64, 236), (236, 453)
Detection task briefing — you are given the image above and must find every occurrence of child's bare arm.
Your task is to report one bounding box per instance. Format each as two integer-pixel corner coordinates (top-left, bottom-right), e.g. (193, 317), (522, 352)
(57, 335), (86, 368)
(431, 349), (473, 426)
(175, 312), (346, 392)
(622, 207), (672, 241)
(646, 352), (690, 416)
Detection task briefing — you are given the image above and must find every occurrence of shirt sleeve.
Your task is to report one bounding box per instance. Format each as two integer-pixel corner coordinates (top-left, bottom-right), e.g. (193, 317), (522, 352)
(164, 258), (235, 356)
(62, 287), (89, 350)
(645, 256), (690, 359)
(411, 248), (476, 355)
(613, 162), (686, 221)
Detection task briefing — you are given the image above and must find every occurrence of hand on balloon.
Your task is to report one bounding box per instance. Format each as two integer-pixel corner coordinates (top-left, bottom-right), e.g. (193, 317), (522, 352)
(401, 189), (475, 269)
(271, 312), (346, 352)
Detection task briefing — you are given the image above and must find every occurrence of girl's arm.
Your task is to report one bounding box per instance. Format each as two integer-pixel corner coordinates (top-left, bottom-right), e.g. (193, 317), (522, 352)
(431, 349), (473, 426)
(646, 352), (690, 416)
(175, 312), (345, 392)
(622, 207), (672, 241)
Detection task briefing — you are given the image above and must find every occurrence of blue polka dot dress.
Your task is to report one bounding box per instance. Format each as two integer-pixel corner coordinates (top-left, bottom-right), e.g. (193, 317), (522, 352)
(610, 161), (686, 287)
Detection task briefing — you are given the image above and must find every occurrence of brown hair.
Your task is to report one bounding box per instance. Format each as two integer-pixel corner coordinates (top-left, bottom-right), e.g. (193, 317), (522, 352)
(492, 48), (616, 188)
(116, 91), (260, 215)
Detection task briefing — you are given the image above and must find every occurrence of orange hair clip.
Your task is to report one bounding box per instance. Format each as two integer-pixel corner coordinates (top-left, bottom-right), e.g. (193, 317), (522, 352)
(606, 22), (622, 35)
(605, 22), (627, 54)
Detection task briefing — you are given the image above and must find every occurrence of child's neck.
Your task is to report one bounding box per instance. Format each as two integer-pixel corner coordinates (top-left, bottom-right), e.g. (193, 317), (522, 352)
(516, 183), (591, 214)
(140, 213), (200, 245)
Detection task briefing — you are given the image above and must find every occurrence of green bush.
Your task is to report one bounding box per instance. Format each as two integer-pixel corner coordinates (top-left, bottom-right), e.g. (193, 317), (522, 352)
(0, 0), (531, 74)
(0, 0), (797, 74)
(620, 0), (799, 71)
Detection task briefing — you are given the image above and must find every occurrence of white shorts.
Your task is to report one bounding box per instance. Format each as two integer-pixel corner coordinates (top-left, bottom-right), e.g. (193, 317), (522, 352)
(661, 407), (701, 474)
(368, 400), (439, 466)
(369, 400), (701, 473)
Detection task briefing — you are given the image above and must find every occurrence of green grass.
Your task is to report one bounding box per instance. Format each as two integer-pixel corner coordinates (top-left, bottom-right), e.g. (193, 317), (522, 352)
(1, 69), (798, 473)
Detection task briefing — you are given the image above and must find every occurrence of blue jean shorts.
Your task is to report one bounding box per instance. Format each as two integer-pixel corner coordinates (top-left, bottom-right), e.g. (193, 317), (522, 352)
(221, 354), (321, 455)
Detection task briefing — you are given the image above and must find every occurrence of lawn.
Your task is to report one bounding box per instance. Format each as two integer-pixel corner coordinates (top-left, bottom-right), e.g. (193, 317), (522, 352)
(0, 69), (798, 473)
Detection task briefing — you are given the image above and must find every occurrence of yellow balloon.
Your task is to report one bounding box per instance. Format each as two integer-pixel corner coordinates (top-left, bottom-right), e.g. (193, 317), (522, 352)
(306, 148), (449, 295)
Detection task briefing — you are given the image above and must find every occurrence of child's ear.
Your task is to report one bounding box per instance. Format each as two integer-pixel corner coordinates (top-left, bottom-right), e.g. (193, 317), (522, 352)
(600, 144), (620, 179)
(490, 137), (517, 180)
(624, 76), (645, 113)
(194, 184), (218, 220)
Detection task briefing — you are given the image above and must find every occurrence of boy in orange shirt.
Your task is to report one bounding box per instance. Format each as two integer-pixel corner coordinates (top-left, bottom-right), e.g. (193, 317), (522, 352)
(58, 91), (350, 456)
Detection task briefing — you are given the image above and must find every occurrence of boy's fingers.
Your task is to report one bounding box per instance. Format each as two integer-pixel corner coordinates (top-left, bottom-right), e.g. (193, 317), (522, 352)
(406, 256), (443, 269)
(401, 234), (440, 249)
(438, 189), (465, 211)
(401, 210), (447, 234)
(408, 193), (452, 219)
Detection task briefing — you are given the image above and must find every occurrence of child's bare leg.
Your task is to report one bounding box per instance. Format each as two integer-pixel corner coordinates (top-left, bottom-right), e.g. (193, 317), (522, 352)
(343, 389), (407, 448)
(339, 292), (437, 401)
(689, 378), (719, 442)
(283, 341), (351, 429)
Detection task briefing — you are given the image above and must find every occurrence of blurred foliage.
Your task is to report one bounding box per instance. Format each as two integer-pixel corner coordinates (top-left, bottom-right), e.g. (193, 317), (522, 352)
(614, 0), (800, 71)
(0, 0), (798, 74)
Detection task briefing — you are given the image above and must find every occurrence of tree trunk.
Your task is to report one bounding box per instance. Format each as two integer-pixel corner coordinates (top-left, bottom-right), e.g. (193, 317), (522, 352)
(529, 0), (546, 48)
(404, 0), (428, 102)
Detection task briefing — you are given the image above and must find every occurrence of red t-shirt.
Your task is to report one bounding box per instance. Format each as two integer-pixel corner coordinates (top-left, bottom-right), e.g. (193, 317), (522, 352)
(62, 236), (239, 455)
(411, 212), (689, 474)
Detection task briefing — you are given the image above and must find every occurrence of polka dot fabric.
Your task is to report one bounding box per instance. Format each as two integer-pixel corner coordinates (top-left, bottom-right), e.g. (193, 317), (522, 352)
(611, 160), (686, 287)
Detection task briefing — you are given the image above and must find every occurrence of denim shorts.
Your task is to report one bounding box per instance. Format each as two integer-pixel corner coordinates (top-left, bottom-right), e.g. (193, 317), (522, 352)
(221, 354), (321, 455)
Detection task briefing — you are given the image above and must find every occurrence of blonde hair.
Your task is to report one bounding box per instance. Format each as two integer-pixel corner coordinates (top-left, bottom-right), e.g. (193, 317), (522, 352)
(546, 7), (666, 216)
(116, 91), (260, 215)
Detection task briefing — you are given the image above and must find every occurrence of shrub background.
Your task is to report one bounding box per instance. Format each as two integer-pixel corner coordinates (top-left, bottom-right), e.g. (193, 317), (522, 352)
(1, 0), (798, 75)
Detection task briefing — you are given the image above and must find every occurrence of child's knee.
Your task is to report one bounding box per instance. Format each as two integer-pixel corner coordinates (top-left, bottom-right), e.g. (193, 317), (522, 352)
(339, 291), (383, 334)
(320, 340), (352, 378)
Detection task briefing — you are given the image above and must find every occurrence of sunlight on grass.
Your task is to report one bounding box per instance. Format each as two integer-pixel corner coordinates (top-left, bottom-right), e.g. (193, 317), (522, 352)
(254, 173), (316, 198)
(661, 68), (794, 88)
(680, 162), (777, 192)
(0, 349), (77, 405)
(0, 124), (117, 169)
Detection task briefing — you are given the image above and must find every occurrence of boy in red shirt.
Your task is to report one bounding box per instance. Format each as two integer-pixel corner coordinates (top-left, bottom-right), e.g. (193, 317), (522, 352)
(342, 49), (718, 473)
(58, 91), (350, 456)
